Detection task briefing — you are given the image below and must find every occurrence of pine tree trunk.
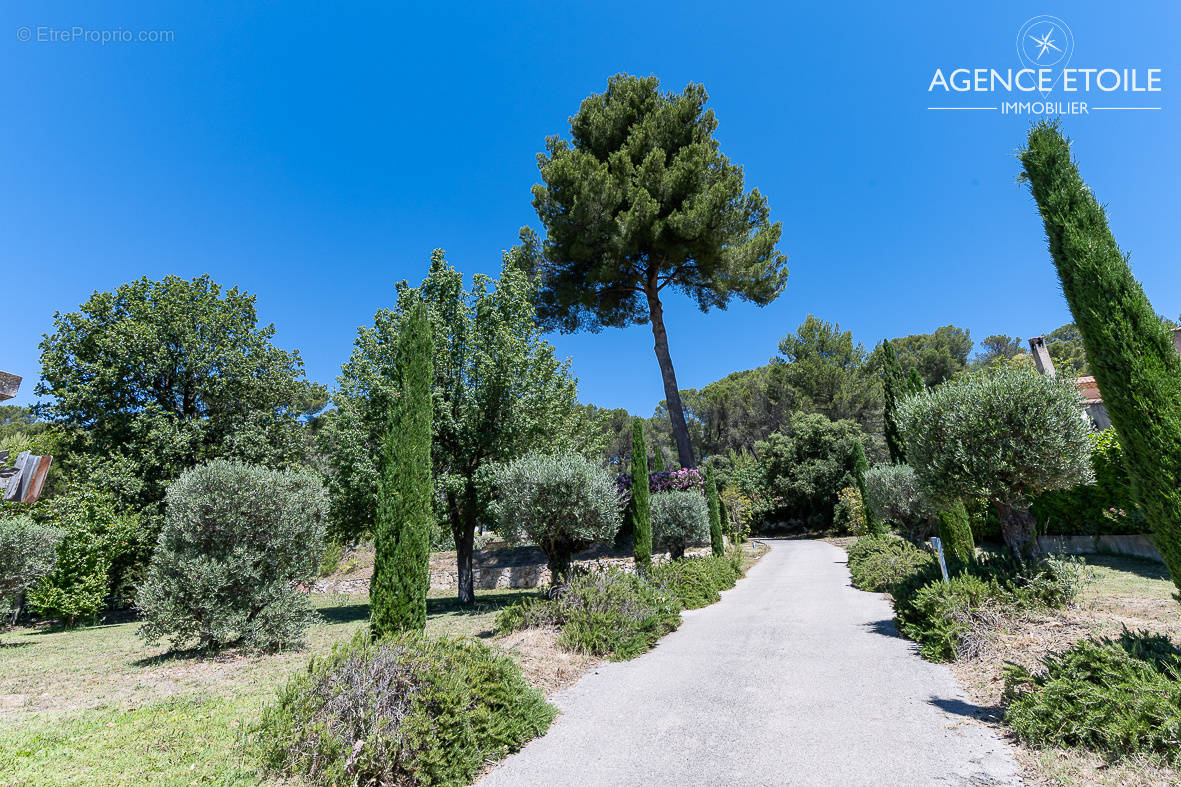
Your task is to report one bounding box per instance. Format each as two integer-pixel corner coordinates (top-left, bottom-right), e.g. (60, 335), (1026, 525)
(994, 501), (1043, 561)
(646, 288), (695, 469)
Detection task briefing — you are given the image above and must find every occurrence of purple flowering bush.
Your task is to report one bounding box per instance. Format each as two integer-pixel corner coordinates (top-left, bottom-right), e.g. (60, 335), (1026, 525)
(616, 468), (705, 501)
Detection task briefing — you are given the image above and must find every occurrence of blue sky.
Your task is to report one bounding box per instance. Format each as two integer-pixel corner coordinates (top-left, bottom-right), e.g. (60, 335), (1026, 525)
(3, 1), (1178, 414)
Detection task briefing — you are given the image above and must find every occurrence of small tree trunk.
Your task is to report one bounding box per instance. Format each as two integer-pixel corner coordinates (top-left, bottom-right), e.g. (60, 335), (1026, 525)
(670, 542), (686, 560)
(646, 286), (695, 469)
(449, 491), (476, 605)
(994, 501), (1043, 561)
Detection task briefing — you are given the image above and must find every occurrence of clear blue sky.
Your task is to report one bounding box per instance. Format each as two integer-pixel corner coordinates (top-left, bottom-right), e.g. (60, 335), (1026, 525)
(3, 1), (1178, 414)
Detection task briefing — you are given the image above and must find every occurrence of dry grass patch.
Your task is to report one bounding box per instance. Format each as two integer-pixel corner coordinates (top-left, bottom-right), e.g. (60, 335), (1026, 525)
(945, 553), (1181, 786)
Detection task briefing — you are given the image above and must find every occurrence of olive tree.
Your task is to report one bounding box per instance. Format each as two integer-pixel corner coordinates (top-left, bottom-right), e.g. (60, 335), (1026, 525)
(136, 460), (326, 651)
(0, 516), (62, 623)
(651, 491), (710, 559)
(862, 463), (932, 535)
(491, 452), (623, 584)
(897, 366), (1092, 559)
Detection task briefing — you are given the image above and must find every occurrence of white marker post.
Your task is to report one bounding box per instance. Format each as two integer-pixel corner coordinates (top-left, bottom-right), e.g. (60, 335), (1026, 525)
(929, 537), (950, 583)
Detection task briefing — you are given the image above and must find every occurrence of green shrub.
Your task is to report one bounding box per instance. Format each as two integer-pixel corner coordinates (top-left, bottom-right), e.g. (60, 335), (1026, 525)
(650, 490), (709, 560)
(846, 535), (937, 594)
(1003, 629), (1181, 764)
(895, 574), (1001, 661)
(496, 568), (682, 661)
(26, 489), (142, 625)
(862, 463), (933, 539)
(0, 516), (62, 615)
(833, 486), (868, 535)
(254, 632), (555, 786)
(136, 460), (326, 651)
(630, 418), (653, 569)
(492, 452), (623, 582)
(936, 499), (975, 567)
(889, 553), (1088, 662)
(1031, 429), (1146, 536)
(649, 553), (743, 610)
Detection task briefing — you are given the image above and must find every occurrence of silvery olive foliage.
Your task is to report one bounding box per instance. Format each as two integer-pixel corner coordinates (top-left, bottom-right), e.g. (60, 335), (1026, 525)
(897, 366), (1094, 508)
(651, 490), (710, 559)
(0, 516), (63, 612)
(862, 463), (933, 532)
(136, 459), (327, 651)
(492, 452), (622, 581)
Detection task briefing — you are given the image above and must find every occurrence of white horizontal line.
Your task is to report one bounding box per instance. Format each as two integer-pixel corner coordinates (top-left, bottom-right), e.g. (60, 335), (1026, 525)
(1089, 106), (1162, 110)
(926, 106), (997, 110)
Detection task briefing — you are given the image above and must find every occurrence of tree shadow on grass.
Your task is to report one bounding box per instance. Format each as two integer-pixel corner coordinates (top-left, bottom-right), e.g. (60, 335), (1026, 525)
(1084, 553), (1172, 582)
(929, 696), (1004, 724)
(317, 602), (369, 625)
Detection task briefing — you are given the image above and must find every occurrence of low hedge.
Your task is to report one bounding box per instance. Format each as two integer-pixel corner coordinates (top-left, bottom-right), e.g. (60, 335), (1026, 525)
(497, 551), (748, 660)
(254, 633), (555, 786)
(847, 536), (1088, 662)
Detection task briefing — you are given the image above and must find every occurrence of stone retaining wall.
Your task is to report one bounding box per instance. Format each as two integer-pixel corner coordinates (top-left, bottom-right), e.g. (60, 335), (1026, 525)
(313, 545), (712, 594)
(1038, 533), (1163, 564)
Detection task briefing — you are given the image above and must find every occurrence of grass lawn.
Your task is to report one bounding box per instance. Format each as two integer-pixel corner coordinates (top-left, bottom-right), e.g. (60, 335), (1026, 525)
(0, 587), (536, 786)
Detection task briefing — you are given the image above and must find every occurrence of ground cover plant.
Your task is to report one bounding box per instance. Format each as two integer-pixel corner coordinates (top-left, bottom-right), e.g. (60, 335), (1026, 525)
(495, 568), (683, 661)
(1002, 629), (1181, 766)
(254, 632), (556, 786)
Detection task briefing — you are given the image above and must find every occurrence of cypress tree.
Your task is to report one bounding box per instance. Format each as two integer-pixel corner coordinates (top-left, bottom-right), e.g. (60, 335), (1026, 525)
(652, 446), (666, 472)
(906, 367), (924, 396)
(880, 340), (907, 463)
(1020, 121), (1181, 591)
(630, 418), (653, 570)
(705, 464), (723, 556)
(720, 497), (735, 544)
(937, 499), (975, 568)
(851, 440), (882, 535)
(370, 301), (435, 638)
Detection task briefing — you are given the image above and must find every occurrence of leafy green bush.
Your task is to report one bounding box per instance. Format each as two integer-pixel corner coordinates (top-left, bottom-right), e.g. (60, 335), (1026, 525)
(1031, 429), (1147, 536)
(833, 486), (868, 535)
(936, 500), (975, 567)
(254, 632), (555, 786)
(1003, 629), (1181, 764)
(862, 464), (932, 535)
(136, 460), (326, 651)
(492, 452), (623, 582)
(26, 489), (142, 625)
(0, 516), (62, 616)
(895, 574), (1001, 661)
(649, 553), (743, 610)
(754, 412), (867, 529)
(496, 568), (682, 661)
(846, 536), (937, 593)
(650, 490), (709, 559)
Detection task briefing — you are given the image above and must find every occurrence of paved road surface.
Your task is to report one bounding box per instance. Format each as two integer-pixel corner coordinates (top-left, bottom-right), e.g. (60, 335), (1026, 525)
(480, 539), (1020, 786)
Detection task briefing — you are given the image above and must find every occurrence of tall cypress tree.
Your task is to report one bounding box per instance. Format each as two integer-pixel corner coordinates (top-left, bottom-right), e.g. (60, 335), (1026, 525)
(705, 463), (723, 556)
(371, 301), (435, 638)
(851, 440), (881, 535)
(1020, 120), (1181, 591)
(630, 418), (653, 570)
(906, 368), (924, 396)
(879, 340), (907, 463)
